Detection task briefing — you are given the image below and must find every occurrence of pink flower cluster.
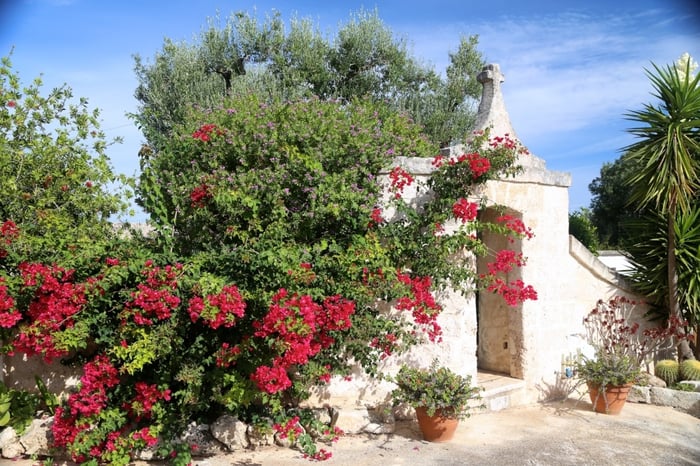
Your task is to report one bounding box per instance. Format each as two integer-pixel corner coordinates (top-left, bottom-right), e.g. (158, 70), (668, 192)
(369, 332), (398, 359)
(388, 166), (414, 198)
(53, 354), (169, 463)
(462, 152), (491, 177)
(480, 249), (537, 306)
(489, 134), (521, 151)
(12, 263), (86, 361)
(215, 342), (242, 368)
(130, 427), (159, 448)
(305, 449), (333, 461)
(0, 279), (20, 328)
(497, 215), (534, 241)
(486, 278), (538, 306)
(487, 250), (526, 275)
(192, 123), (222, 142)
(53, 354), (121, 453)
(124, 262), (181, 326)
(251, 289), (355, 394)
(431, 152), (491, 180)
(0, 219), (19, 258)
(190, 183), (212, 208)
(124, 381), (172, 420)
(367, 207), (384, 228)
(452, 198), (478, 223)
(273, 416), (304, 441)
(188, 284), (246, 329)
(396, 273), (442, 342)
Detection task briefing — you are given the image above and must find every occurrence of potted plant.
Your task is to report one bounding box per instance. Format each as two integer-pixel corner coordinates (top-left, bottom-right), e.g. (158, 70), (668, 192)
(390, 359), (482, 442)
(574, 296), (685, 414)
(575, 352), (640, 414)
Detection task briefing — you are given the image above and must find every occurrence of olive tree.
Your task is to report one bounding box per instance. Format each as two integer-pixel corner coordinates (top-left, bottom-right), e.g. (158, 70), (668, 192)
(131, 9), (485, 151)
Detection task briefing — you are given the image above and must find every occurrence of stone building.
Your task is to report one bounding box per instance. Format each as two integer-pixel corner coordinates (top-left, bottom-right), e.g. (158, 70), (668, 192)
(307, 64), (648, 429)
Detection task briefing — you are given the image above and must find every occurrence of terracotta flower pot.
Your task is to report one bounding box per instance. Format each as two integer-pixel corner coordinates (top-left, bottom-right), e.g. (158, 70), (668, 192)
(587, 381), (633, 415)
(414, 407), (460, 442)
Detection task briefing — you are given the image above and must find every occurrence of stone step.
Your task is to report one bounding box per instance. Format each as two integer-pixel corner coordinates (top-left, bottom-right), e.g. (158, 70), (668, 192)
(475, 370), (526, 412)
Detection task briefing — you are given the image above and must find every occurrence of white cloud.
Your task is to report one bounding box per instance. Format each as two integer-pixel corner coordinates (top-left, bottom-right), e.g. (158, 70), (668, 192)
(402, 7), (698, 211)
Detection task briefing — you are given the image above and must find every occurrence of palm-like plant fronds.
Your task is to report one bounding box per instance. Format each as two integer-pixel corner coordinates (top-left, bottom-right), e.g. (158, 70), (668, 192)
(622, 55), (700, 359)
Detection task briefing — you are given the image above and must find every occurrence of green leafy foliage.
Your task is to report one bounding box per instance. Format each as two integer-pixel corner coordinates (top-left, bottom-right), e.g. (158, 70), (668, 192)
(0, 54), (133, 269)
(625, 207), (700, 330)
(390, 359), (482, 419)
(132, 9), (485, 151)
(622, 54), (700, 360)
(569, 208), (600, 254)
(588, 156), (644, 249)
(0, 381), (40, 434)
(624, 55), (700, 216)
(575, 354), (640, 388)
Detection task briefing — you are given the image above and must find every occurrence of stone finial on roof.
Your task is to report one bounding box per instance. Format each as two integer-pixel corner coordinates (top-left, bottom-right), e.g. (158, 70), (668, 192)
(474, 64), (519, 141)
(473, 64), (546, 170)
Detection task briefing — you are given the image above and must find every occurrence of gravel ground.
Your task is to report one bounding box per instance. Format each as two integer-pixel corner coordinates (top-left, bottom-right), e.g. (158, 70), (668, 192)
(6, 398), (700, 466)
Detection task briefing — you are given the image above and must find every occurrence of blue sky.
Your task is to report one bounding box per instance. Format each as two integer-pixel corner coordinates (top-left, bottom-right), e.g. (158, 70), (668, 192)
(2, 0), (699, 220)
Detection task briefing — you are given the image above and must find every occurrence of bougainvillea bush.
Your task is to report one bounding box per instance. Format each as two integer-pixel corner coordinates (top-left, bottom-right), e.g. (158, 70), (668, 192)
(1, 54), (537, 464)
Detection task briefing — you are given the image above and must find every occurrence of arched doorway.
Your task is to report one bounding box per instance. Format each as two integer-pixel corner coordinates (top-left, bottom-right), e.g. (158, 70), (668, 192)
(476, 207), (525, 379)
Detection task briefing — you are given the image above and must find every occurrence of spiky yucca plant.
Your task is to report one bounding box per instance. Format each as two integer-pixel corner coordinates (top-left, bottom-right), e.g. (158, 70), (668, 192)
(624, 53), (700, 361)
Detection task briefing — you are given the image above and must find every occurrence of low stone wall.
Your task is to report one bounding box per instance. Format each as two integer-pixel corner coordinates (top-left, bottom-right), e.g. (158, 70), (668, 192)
(628, 385), (700, 418)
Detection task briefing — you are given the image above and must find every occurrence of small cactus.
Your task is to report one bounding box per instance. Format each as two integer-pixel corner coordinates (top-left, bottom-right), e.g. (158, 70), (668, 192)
(680, 359), (700, 381)
(655, 359), (680, 385)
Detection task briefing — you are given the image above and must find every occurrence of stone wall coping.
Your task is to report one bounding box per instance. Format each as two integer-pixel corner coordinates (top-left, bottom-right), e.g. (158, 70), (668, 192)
(385, 156), (571, 188)
(569, 235), (634, 292)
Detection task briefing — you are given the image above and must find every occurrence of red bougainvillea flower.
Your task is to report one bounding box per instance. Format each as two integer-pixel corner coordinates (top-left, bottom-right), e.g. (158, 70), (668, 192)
(0, 279), (20, 328)
(190, 183), (212, 208)
(388, 166), (414, 198)
(452, 198), (478, 223)
(250, 362), (292, 394)
(496, 214), (534, 241)
(12, 263), (86, 362)
(123, 263), (181, 326)
(396, 273), (443, 342)
(192, 123), (223, 142)
(188, 284), (246, 329)
(0, 220), (19, 258)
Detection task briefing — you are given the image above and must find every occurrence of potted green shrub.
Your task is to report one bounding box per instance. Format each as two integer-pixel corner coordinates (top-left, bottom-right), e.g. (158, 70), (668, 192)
(390, 360), (482, 442)
(575, 353), (640, 414)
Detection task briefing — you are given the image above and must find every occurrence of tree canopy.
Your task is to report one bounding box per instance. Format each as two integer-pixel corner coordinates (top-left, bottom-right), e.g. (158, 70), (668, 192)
(0, 55), (133, 269)
(588, 156), (643, 249)
(132, 9), (485, 151)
